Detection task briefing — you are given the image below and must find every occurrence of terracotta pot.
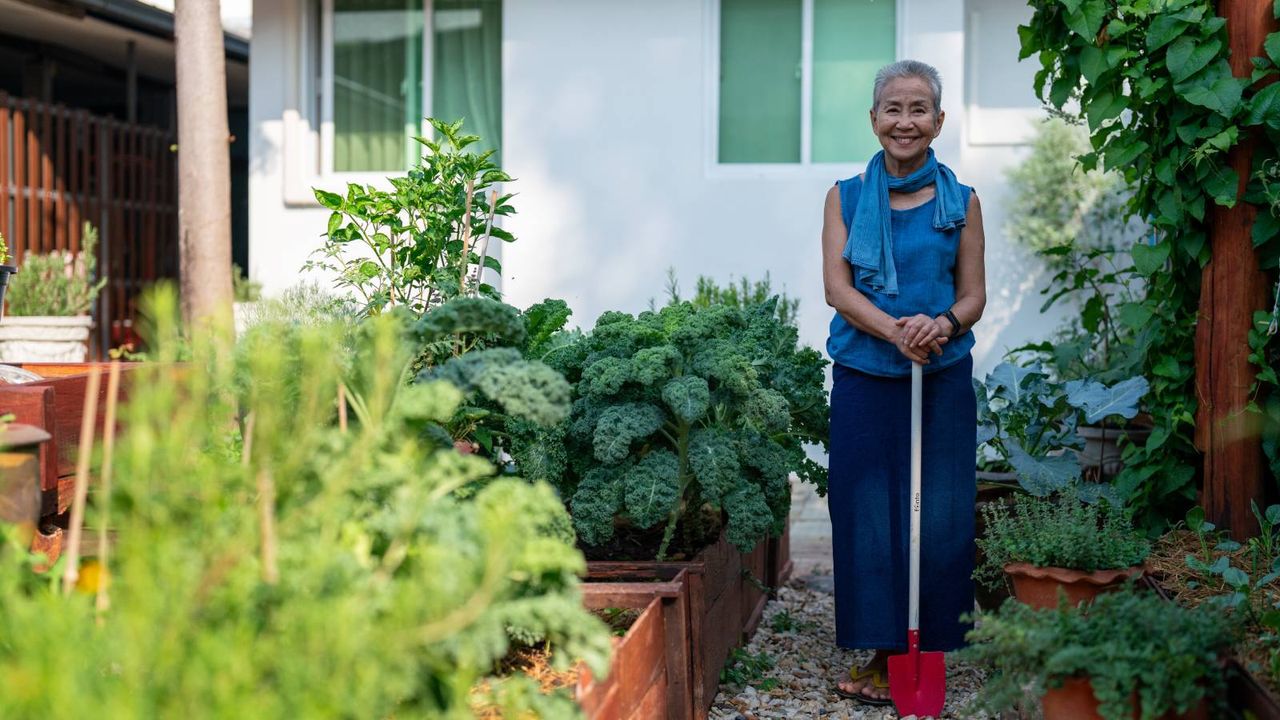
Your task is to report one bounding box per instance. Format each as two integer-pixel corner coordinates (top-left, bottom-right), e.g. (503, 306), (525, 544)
(1004, 562), (1144, 609)
(1042, 677), (1209, 720)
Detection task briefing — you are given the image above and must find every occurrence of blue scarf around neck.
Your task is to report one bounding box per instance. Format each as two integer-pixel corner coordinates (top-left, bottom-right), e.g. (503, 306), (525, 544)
(843, 148), (967, 297)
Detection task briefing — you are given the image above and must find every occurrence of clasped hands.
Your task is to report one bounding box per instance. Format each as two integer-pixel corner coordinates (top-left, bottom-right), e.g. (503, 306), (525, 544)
(892, 314), (950, 364)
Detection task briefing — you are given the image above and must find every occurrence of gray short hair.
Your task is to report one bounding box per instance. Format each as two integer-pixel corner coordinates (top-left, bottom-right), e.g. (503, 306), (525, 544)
(872, 60), (943, 115)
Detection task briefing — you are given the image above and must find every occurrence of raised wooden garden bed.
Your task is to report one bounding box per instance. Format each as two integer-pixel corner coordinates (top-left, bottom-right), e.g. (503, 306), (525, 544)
(579, 568), (691, 720)
(588, 533), (769, 720)
(1141, 575), (1280, 719)
(766, 517), (793, 590)
(0, 362), (138, 521)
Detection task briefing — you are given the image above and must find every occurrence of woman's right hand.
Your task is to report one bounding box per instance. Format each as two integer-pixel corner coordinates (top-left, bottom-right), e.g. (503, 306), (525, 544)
(892, 318), (947, 364)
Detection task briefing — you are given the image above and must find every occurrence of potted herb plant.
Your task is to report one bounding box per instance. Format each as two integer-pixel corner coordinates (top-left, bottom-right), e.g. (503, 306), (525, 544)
(961, 590), (1237, 720)
(977, 492), (1150, 609)
(0, 223), (106, 363)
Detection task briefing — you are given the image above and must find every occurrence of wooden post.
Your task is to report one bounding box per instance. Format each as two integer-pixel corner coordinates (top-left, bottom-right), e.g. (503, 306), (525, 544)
(1196, 0), (1278, 540)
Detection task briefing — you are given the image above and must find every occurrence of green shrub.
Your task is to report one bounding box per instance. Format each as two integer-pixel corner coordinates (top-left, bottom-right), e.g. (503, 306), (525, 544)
(513, 300), (828, 559)
(961, 590), (1237, 720)
(0, 289), (611, 718)
(976, 493), (1150, 590)
(7, 222), (107, 316)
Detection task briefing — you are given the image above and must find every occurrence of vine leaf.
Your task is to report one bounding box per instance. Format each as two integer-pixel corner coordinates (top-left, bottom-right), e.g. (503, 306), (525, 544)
(1132, 241), (1171, 276)
(1065, 0), (1106, 40)
(1247, 83), (1280, 130)
(1175, 61), (1244, 116)
(1267, 30), (1280, 66)
(1166, 36), (1220, 84)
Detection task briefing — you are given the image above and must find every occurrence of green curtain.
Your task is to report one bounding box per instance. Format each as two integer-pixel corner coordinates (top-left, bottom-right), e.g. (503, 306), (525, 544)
(811, 0), (896, 163)
(432, 0), (503, 163)
(333, 0), (423, 172)
(719, 0), (802, 163)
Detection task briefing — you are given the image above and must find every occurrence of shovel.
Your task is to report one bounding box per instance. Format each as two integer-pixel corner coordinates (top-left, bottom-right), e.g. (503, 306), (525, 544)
(887, 362), (946, 717)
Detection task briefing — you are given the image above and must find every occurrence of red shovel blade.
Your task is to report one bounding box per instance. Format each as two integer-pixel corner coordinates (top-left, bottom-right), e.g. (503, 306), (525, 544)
(887, 631), (946, 717)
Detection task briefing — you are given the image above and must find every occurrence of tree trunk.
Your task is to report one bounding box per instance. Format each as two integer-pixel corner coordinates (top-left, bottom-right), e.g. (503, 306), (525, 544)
(174, 0), (233, 329)
(1196, 0), (1277, 540)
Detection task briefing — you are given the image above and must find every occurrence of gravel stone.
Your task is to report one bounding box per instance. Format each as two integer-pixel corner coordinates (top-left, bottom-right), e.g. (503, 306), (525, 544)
(709, 576), (997, 719)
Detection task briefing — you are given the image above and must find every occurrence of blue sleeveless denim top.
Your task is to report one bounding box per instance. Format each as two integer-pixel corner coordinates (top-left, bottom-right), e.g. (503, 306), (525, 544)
(827, 175), (976, 378)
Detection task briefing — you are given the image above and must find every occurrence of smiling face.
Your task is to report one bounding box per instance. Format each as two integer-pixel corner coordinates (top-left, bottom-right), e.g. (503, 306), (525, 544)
(869, 75), (945, 174)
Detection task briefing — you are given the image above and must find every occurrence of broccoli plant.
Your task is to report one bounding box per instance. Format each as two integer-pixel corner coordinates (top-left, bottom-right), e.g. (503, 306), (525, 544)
(514, 300), (828, 560)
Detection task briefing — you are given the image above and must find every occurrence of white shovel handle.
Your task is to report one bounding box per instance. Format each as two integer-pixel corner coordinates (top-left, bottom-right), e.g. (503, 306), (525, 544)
(909, 362), (923, 633)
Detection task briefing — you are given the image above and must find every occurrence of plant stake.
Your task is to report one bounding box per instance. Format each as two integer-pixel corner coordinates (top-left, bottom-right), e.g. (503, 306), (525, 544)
(95, 361), (122, 615)
(62, 365), (102, 595)
(887, 362), (946, 715)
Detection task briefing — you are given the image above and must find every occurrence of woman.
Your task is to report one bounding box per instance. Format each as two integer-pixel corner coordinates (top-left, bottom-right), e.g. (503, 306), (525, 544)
(821, 59), (986, 706)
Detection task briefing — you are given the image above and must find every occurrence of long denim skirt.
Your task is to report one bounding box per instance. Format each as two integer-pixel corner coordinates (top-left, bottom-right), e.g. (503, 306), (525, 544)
(827, 354), (976, 651)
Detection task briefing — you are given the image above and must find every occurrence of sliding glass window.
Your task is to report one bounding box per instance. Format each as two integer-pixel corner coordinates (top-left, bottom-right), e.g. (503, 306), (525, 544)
(326, 0), (502, 173)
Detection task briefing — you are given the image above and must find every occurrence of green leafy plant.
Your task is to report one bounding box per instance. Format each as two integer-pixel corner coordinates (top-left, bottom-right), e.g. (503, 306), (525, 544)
(0, 231), (10, 265)
(1019, 0), (1280, 534)
(767, 608), (815, 634)
(307, 118), (515, 316)
(232, 263), (262, 303)
(516, 301), (828, 560)
(720, 647), (778, 690)
(661, 268), (801, 329)
(961, 590), (1238, 720)
(0, 288), (612, 718)
(413, 296), (574, 459)
(976, 493), (1149, 591)
(6, 222), (107, 316)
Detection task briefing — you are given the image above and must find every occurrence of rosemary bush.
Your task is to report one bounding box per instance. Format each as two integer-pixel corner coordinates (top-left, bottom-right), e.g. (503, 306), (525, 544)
(7, 223), (107, 316)
(976, 493), (1149, 590)
(961, 590), (1237, 720)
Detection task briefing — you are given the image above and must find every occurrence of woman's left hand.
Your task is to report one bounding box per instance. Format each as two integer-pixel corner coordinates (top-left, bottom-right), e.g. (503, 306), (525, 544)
(895, 314), (949, 354)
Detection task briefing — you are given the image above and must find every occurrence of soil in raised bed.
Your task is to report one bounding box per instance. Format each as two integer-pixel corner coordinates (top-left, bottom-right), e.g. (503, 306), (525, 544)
(1146, 529), (1280, 696)
(470, 607), (640, 717)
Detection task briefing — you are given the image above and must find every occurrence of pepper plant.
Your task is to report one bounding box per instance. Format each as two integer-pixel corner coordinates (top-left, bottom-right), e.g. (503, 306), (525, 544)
(514, 300), (828, 560)
(307, 118), (515, 315)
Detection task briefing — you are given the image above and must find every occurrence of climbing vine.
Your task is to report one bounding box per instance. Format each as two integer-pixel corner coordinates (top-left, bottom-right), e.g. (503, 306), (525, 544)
(1019, 0), (1280, 531)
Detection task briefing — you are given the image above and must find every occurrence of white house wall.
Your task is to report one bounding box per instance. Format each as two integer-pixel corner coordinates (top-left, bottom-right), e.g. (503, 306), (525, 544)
(249, 0), (1068, 377)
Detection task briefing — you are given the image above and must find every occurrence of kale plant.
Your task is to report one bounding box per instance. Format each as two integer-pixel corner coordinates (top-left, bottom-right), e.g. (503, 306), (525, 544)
(413, 296), (574, 459)
(514, 300), (828, 560)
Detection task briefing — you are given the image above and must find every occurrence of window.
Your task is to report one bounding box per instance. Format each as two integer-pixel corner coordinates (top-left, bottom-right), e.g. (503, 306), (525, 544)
(717, 0), (896, 165)
(320, 0), (502, 174)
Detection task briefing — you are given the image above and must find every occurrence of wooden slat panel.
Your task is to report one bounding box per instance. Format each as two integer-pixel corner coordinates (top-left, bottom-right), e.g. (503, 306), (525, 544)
(0, 93), (9, 242)
(54, 106), (65, 251)
(28, 100), (41, 254)
(12, 101), (25, 262)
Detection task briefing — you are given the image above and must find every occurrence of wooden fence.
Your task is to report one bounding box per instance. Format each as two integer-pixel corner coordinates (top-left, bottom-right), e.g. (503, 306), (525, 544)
(0, 92), (178, 356)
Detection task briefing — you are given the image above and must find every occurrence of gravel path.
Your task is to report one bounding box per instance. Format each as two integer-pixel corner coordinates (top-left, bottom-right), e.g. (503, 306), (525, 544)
(710, 573), (995, 720)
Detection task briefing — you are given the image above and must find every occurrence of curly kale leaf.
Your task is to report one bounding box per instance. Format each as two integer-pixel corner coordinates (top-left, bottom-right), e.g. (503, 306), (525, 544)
(415, 296), (527, 346)
(688, 428), (740, 508)
(669, 303), (743, 346)
(421, 348), (571, 426)
(662, 376), (711, 423)
(742, 388), (790, 433)
(571, 466), (625, 546)
(631, 344), (681, 385)
(723, 484), (773, 552)
(581, 355), (632, 396)
(522, 298), (573, 357)
(623, 449), (681, 529)
(592, 403), (666, 464)
(508, 419), (569, 488)
(691, 339), (758, 395)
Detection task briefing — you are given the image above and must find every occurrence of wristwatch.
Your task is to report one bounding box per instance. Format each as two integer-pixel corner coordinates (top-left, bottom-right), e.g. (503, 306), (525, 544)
(936, 310), (962, 338)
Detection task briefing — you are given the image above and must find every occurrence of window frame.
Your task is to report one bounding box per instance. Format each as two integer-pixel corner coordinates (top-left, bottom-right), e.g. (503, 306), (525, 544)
(703, 0), (906, 177)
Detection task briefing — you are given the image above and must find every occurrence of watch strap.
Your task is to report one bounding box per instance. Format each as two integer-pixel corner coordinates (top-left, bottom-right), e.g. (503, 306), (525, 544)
(938, 310), (961, 338)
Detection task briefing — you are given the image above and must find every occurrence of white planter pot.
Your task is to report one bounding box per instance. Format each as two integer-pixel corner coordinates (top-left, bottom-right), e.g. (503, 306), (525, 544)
(0, 316), (94, 363)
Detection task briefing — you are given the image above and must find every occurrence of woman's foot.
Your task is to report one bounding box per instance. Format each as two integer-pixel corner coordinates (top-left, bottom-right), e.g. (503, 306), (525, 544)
(833, 650), (893, 705)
